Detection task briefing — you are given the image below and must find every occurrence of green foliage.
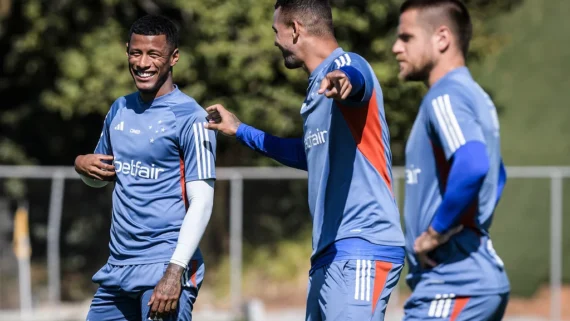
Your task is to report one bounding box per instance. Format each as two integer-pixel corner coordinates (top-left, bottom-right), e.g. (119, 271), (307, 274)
(0, 0), (520, 166)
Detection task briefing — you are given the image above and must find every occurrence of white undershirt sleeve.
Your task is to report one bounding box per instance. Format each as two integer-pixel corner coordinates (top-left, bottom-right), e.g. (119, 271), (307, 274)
(169, 179), (215, 268)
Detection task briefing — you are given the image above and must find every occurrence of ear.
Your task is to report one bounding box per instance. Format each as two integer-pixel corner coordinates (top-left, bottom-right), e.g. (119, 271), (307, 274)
(171, 48), (180, 67)
(434, 25), (451, 53)
(292, 20), (302, 44)
(125, 42), (129, 57)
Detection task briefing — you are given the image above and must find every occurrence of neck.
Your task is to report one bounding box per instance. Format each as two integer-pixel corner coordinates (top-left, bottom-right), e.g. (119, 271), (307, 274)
(427, 54), (466, 88)
(139, 76), (175, 102)
(302, 38), (339, 75)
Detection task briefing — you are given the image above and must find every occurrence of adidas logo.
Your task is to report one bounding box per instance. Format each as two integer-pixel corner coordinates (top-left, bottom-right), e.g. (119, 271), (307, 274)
(114, 121), (124, 131)
(334, 53), (352, 68)
(428, 293), (456, 318)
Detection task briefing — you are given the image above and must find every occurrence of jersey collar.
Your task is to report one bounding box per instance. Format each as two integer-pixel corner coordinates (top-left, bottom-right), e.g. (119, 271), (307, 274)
(308, 47), (345, 84)
(137, 84), (181, 108)
(431, 66), (471, 90)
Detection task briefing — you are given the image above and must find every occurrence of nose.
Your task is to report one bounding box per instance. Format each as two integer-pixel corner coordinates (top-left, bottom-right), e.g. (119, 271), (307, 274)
(392, 40), (401, 55)
(137, 54), (152, 69)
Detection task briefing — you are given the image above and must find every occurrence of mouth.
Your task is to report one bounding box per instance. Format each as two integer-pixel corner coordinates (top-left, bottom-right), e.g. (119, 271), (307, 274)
(133, 70), (157, 81)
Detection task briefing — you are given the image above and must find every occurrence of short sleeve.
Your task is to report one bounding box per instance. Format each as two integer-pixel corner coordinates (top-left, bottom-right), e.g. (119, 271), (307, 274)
(178, 114), (217, 181)
(427, 91), (485, 160)
(94, 103), (118, 156)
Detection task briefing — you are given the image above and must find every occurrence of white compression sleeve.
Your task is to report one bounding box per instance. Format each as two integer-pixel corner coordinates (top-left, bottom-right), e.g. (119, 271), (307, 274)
(170, 179), (215, 268)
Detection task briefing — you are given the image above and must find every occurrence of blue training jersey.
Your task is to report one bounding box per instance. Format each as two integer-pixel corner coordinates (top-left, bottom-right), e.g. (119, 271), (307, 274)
(404, 67), (509, 296)
(305, 48), (405, 270)
(94, 86), (216, 265)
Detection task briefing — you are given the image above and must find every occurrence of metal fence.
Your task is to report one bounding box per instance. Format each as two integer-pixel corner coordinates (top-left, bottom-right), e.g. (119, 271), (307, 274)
(0, 165), (566, 321)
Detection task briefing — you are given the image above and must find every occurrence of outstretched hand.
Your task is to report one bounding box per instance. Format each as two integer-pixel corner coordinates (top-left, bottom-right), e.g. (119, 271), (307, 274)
(204, 104), (242, 136)
(318, 70), (353, 100)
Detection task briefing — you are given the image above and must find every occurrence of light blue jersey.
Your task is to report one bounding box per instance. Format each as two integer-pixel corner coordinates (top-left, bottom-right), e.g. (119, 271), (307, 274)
(404, 67), (509, 297)
(94, 86), (216, 265)
(304, 48), (405, 269)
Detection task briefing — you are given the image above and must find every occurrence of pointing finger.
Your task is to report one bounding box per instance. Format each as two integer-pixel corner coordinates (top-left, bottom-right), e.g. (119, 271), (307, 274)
(325, 87), (338, 98)
(318, 77), (331, 94)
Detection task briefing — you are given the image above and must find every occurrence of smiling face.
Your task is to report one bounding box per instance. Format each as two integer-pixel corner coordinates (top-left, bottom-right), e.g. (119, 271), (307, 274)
(272, 7), (304, 70)
(127, 33), (179, 96)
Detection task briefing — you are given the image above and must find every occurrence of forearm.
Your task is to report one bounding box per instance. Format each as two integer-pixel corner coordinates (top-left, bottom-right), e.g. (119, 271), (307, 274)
(170, 179), (215, 268)
(431, 141), (490, 234)
(236, 124), (307, 171)
(339, 65), (365, 99)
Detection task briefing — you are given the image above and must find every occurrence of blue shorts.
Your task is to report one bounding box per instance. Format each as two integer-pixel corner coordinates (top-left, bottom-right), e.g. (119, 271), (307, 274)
(305, 259), (403, 321)
(86, 260), (204, 321)
(403, 292), (509, 321)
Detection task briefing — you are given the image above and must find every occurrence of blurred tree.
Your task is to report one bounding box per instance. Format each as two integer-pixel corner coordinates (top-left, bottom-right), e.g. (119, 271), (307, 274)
(0, 0), (521, 167)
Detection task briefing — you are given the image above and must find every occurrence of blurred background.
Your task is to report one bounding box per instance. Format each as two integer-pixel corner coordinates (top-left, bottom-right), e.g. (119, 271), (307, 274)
(0, 0), (569, 320)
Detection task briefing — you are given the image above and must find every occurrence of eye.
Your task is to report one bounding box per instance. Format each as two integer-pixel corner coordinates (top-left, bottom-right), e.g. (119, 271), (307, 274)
(399, 34), (412, 42)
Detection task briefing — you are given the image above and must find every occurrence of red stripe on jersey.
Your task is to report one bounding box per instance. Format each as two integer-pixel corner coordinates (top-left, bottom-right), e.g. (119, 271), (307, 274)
(460, 199), (479, 232)
(191, 259), (198, 287)
(338, 90), (393, 193)
(179, 158), (189, 209)
(450, 297), (470, 321)
(431, 141), (451, 189)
